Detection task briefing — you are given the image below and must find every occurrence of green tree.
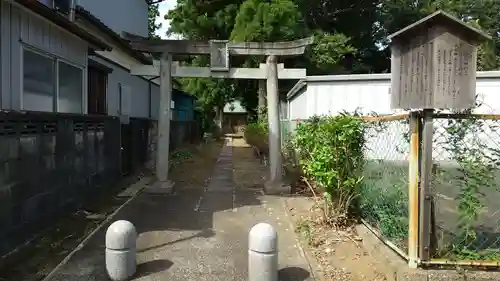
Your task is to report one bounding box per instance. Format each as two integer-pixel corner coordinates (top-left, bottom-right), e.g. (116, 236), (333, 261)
(167, 1), (243, 40)
(375, 0), (500, 71)
(164, 0), (500, 121)
(306, 31), (358, 74)
(166, 0), (245, 122)
(230, 0), (307, 42)
(230, 0), (358, 113)
(148, 3), (162, 39)
(229, 0), (308, 118)
(295, 0), (382, 73)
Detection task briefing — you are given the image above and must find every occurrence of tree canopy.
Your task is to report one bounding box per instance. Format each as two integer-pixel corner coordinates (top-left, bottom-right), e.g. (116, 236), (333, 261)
(145, 0), (500, 118)
(148, 3), (161, 39)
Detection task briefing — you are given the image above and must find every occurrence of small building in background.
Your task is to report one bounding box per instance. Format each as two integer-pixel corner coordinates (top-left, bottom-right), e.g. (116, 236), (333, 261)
(223, 100), (248, 134)
(172, 89), (197, 121)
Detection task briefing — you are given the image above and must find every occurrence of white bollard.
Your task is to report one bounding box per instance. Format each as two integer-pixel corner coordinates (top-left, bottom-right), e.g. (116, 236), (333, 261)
(105, 220), (137, 281)
(248, 223), (278, 281)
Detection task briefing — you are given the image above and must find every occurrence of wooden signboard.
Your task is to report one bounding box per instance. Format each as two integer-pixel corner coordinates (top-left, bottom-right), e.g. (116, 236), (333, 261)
(389, 11), (491, 109)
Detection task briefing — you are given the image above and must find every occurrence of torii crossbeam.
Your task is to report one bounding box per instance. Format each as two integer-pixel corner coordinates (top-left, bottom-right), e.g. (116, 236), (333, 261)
(123, 32), (313, 194)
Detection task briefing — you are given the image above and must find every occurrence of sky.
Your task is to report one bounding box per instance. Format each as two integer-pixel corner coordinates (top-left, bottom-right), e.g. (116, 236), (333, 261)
(155, 0), (178, 39)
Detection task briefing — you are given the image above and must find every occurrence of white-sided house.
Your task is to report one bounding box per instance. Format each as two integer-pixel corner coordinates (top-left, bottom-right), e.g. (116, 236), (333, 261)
(73, 1), (162, 120)
(0, 0), (111, 112)
(1, 0), (161, 118)
(286, 72), (500, 120)
(0, 0), (172, 257)
(0, 0), (124, 257)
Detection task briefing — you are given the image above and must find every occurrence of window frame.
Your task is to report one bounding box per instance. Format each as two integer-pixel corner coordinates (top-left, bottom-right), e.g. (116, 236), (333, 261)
(20, 45), (85, 114)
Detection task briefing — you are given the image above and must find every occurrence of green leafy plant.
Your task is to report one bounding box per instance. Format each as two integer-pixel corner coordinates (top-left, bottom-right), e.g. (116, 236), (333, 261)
(293, 113), (365, 226)
(169, 148), (193, 169)
(244, 119), (269, 154)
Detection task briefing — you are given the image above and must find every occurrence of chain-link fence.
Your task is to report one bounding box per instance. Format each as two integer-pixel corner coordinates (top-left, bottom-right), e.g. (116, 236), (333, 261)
(281, 119), (302, 145)
(359, 115), (411, 257)
(281, 113), (500, 266)
(430, 114), (500, 262)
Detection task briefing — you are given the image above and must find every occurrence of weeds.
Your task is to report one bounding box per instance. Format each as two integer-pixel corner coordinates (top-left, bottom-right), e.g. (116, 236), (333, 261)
(295, 218), (315, 246)
(169, 148), (193, 169)
(244, 120), (269, 155)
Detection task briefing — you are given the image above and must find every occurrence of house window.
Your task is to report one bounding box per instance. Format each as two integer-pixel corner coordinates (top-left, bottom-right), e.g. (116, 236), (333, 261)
(58, 61), (83, 113)
(23, 50), (56, 112)
(22, 48), (84, 113)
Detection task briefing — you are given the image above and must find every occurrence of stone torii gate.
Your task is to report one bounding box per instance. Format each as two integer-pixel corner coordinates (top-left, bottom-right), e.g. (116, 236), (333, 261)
(123, 33), (312, 194)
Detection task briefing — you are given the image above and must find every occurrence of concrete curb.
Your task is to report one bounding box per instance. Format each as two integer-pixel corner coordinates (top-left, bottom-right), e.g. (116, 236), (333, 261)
(41, 176), (153, 281)
(282, 197), (323, 281)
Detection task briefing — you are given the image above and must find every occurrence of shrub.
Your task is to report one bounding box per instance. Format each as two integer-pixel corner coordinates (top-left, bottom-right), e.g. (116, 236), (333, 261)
(244, 121), (269, 154)
(293, 114), (365, 225)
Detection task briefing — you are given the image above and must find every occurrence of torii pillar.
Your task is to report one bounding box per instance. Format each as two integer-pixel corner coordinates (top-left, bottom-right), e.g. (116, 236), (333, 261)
(124, 33), (313, 194)
(265, 55), (283, 193)
(157, 53), (173, 189)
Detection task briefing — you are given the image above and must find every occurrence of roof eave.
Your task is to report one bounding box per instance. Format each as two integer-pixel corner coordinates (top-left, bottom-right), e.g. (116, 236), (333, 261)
(286, 80), (307, 100)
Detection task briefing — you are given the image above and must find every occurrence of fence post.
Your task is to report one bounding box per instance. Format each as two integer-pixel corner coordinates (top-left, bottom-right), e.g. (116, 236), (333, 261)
(248, 223), (278, 281)
(408, 111), (420, 268)
(105, 220), (137, 281)
(419, 109), (434, 261)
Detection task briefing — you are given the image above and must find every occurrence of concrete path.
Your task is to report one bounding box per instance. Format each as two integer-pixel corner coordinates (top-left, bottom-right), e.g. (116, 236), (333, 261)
(44, 139), (314, 281)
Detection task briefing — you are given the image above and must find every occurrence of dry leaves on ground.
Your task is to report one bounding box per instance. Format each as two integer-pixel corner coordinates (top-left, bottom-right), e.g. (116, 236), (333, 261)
(231, 138), (268, 190)
(288, 197), (389, 281)
(169, 141), (224, 189)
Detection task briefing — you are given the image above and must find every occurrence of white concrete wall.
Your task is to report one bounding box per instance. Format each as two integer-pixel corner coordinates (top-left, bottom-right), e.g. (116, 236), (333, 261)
(289, 87), (307, 120)
(287, 72), (500, 162)
(1, 1), (88, 110)
(289, 72), (500, 119)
